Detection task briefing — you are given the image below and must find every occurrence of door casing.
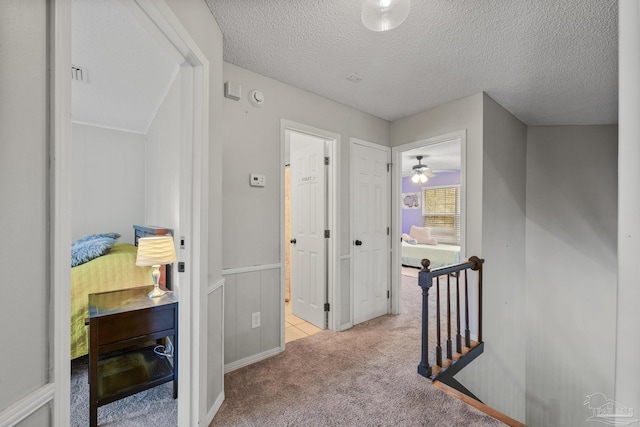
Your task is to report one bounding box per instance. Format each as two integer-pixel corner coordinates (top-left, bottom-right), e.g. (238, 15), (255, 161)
(53, 1), (211, 425)
(280, 119), (340, 344)
(390, 130), (467, 315)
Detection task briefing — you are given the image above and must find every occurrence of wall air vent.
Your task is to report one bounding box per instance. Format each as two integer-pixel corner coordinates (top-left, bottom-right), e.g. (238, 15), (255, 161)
(71, 65), (88, 83)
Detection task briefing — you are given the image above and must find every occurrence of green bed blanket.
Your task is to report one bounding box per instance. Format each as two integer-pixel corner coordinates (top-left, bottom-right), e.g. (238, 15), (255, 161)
(70, 243), (152, 359)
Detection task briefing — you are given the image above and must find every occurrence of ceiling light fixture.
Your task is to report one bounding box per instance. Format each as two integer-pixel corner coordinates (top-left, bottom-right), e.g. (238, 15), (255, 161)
(361, 0), (410, 32)
(411, 155), (435, 184)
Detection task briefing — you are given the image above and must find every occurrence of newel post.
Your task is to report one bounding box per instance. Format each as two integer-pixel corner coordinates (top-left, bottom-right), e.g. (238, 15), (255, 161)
(417, 259), (432, 377)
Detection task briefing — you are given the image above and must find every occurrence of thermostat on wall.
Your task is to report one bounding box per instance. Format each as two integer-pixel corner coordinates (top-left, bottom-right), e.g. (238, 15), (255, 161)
(250, 174), (266, 187)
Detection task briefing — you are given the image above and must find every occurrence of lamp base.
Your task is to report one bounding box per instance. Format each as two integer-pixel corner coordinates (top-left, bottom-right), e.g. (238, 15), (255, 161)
(148, 285), (169, 298)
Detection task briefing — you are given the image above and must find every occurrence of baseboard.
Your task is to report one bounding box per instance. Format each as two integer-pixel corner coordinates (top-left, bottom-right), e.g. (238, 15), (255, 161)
(432, 381), (526, 427)
(205, 391), (225, 426)
(339, 322), (353, 331)
(0, 383), (55, 426)
(224, 347), (283, 373)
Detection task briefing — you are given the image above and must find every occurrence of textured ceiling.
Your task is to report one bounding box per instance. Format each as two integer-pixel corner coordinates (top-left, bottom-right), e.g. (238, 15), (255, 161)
(206, 0), (618, 125)
(71, 0), (181, 133)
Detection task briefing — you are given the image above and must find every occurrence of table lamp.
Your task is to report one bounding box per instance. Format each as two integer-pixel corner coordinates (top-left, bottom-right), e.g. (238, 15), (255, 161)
(135, 236), (177, 298)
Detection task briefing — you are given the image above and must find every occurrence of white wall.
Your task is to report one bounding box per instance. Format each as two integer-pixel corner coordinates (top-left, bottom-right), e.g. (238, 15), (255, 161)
(615, 0), (640, 417)
(71, 123), (146, 243)
(0, 1), (50, 424)
(525, 125), (617, 426)
(145, 70), (181, 232)
(221, 62), (389, 367)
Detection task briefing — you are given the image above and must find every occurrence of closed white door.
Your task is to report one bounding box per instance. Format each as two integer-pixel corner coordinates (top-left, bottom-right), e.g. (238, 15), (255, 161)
(290, 132), (327, 329)
(352, 141), (390, 325)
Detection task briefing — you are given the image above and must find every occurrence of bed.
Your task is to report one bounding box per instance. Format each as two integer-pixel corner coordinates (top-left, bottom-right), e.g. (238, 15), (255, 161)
(401, 241), (461, 270)
(70, 242), (152, 359)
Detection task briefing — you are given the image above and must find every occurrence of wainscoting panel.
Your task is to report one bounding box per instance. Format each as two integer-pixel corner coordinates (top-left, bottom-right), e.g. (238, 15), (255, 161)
(223, 265), (282, 366)
(207, 279), (224, 419)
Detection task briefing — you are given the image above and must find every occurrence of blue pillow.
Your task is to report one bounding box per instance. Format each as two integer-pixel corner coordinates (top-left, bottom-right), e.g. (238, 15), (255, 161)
(71, 233), (120, 267)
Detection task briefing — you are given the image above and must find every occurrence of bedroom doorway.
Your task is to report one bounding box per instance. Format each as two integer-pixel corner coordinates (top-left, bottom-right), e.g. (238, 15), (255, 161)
(64, 1), (209, 425)
(390, 131), (466, 315)
(281, 120), (340, 344)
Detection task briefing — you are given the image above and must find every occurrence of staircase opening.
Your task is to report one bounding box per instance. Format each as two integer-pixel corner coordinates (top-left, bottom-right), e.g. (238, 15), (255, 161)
(417, 256), (485, 400)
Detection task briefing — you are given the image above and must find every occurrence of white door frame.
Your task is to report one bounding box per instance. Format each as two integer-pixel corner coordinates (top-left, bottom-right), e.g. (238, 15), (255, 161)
(280, 120), (340, 343)
(52, 1), (210, 425)
(349, 138), (391, 327)
(390, 130), (467, 315)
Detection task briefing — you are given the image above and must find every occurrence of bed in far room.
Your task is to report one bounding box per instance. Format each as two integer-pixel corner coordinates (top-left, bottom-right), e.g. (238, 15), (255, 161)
(401, 225), (460, 269)
(401, 241), (460, 269)
(70, 234), (154, 359)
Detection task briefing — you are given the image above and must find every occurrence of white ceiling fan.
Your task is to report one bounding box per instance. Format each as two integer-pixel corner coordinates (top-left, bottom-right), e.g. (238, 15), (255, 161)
(411, 155), (435, 184)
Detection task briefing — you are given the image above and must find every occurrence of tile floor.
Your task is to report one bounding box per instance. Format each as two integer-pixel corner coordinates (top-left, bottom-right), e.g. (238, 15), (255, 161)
(285, 300), (323, 343)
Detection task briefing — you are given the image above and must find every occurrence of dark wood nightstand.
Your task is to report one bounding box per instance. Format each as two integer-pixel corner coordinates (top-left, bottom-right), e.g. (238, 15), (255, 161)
(88, 286), (178, 427)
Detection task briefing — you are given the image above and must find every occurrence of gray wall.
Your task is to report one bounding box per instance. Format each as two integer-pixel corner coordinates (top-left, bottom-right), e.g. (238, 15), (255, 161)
(0, 0), (50, 423)
(390, 93), (484, 258)
(525, 125), (617, 426)
(221, 62), (389, 367)
(457, 94), (528, 421)
(391, 93), (529, 421)
(616, 0), (640, 417)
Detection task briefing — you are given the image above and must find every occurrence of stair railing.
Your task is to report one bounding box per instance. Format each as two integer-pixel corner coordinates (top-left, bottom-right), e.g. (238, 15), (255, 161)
(417, 256), (485, 391)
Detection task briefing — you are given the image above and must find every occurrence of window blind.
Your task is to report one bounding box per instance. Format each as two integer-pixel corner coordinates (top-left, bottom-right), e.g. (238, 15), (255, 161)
(422, 186), (460, 245)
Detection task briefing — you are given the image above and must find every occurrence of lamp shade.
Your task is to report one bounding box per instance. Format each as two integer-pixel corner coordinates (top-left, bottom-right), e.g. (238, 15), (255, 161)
(361, 0), (410, 32)
(136, 236), (177, 266)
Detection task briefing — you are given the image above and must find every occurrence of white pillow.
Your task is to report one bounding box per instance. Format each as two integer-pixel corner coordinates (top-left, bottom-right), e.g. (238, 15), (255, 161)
(409, 226), (438, 245)
(401, 233), (417, 244)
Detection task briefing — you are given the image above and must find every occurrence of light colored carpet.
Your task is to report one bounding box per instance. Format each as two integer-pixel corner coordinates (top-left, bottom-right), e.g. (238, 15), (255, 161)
(70, 273), (501, 426)
(70, 356), (177, 426)
(211, 274), (505, 427)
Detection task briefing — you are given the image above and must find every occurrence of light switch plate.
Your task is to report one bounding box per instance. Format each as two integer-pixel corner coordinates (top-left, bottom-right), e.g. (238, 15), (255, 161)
(250, 173), (266, 187)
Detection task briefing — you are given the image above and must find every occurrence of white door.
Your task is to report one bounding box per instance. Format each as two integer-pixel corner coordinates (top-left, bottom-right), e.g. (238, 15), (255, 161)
(352, 141), (390, 325)
(290, 132), (327, 329)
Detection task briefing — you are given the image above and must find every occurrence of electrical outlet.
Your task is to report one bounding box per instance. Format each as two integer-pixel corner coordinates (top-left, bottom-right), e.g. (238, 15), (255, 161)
(251, 312), (261, 328)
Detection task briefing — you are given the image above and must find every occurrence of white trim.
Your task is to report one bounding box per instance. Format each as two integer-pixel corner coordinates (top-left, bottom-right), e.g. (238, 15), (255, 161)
(51, 1), (72, 426)
(70, 120), (147, 135)
(0, 384), (55, 426)
(349, 138), (392, 325)
(340, 254), (351, 261)
(205, 392), (225, 426)
(280, 119), (341, 347)
(224, 347), (283, 373)
(390, 130), (467, 315)
(222, 263), (282, 276)
(55, 1), (211, 425)
(208, 277), (225, 294)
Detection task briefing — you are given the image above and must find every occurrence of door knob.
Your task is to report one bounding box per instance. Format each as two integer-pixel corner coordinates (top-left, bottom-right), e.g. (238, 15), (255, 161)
(354, 240), (363, 246)
(290, 238), (297, 244)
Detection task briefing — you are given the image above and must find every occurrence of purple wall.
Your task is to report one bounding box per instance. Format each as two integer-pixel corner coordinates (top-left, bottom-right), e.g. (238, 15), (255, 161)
(401, 171), (460, 235)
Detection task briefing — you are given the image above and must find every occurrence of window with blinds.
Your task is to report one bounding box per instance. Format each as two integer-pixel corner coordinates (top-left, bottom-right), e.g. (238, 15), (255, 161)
(422, 186), (460, 245)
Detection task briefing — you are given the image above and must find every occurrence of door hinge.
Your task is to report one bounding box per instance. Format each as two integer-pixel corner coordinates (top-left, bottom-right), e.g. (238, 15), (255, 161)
(324, 157), (330, 166)
(387, 227), (390, 236)
(325, 230), (330, 238)
(324, 302), (330, 312)
(387, 290), (390, 299)
(387, 163), (392, 172)
(178, 262), (186, 273)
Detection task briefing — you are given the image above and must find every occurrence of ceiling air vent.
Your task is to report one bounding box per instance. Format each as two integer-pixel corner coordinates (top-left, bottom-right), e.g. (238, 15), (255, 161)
(71, 65), (88, 83)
